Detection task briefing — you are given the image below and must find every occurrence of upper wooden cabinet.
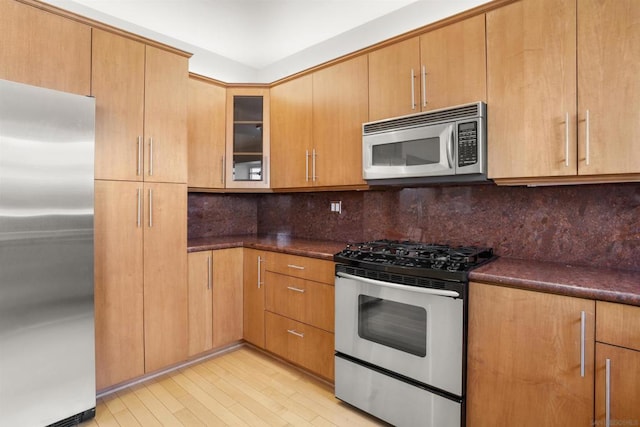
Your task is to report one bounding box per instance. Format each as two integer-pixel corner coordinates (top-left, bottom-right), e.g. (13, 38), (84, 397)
(488, 0), (640, 183)
(368, 15), (486, 121)
(313, 56), (368, 187)
(92, 29), (188, 183)
(270, 75), (314, 189)
(467, 282), (595, 427)
(225, 87), (270, 189)
(0, 0), (91, 95)
(187, 76), (227, 189)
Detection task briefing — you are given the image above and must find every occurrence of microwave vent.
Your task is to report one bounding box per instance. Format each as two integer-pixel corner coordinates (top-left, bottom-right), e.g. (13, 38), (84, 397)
(363, 101), (485, 135)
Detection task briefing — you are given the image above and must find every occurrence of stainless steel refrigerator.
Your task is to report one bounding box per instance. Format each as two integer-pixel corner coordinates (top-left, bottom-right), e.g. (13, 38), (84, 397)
(0, 79), (96, 426)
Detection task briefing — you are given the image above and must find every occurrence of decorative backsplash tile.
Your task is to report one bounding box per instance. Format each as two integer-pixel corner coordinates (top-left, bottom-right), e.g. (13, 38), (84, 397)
(189, 183), (640, 271)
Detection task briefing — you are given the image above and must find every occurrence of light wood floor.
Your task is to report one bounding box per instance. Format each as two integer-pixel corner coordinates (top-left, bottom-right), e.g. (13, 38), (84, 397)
(81, 346), (387, 426)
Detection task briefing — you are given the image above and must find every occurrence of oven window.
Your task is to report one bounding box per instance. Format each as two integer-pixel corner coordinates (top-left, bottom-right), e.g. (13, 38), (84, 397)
(358, 295), (427, 357)
(371, 138), (439, 166)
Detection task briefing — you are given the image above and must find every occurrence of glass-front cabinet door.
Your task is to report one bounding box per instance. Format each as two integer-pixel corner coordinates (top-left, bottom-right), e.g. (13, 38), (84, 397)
(225, 87), (270, 189)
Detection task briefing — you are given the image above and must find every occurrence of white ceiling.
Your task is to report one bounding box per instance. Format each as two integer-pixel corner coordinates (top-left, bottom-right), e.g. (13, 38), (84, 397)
(41, 0), (489, 82)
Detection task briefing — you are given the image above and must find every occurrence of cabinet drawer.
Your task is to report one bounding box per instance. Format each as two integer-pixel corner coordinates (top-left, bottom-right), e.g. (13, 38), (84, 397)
(265, 271), (334, 332)
(265, 252), (334, 284)
(596, 301), (640, 351)
(265, 312), (334, 381)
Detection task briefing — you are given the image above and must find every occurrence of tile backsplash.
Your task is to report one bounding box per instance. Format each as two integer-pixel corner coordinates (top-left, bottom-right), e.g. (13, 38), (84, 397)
(189, 183), (640, 271)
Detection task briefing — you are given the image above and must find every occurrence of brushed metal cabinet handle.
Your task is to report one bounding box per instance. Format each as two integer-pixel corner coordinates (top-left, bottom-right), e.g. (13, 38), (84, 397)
(287, 264), (305, 270)
(312, 149), (317, 182)
(148, 137), (154, 176)
(257, 256), (263, 289)
(207, 255), (212, 290)
(565, 112), (570, 167)
(585, 110), (591, 166)
(410, 68), (416, 110)
(137, 136), (142, 176)
(422, 65), (427, 107)
(148, 188), (153, 228)
(287, 286), (305, 293)
(287, 329), (304, 338)
(305, 149), (310, 182)
(221, 156), (225, 185)
(580, 311), (586, 377)
(605, 358), (611, 427)
(136, 188), (141, 228)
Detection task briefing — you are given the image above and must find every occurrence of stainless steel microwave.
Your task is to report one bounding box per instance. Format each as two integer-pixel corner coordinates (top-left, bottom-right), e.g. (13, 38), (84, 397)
(362, 102), (487, 184)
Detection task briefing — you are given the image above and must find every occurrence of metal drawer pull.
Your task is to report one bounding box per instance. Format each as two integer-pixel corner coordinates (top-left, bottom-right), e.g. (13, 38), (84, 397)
(605, 358), (611, 427)
(257, 256), (263, 289)
(287, 329), (304, 338)
(580, 311), (586, 377)
(287, 264), (305, 270)
(287, 286), (305, 293)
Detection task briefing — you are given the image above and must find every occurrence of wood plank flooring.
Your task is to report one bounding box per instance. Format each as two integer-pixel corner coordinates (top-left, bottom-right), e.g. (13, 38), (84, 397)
(81, 346), (387, 426)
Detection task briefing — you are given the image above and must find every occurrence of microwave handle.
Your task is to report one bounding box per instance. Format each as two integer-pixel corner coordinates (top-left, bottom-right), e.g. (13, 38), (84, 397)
(447, 126), (455, 169)
(337, 272), (460, 298)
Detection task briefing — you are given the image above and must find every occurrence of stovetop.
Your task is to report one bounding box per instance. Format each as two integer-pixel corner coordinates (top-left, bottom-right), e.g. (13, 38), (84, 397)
(334, 239), (496, 283)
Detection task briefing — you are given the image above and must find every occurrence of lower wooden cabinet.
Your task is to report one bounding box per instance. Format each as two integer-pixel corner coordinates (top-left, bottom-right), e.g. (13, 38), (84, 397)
(467, 282), (595, 426)
(187, 248), (243, 357)
(243, 249), (267, 348)
(265, 312), (334, 380)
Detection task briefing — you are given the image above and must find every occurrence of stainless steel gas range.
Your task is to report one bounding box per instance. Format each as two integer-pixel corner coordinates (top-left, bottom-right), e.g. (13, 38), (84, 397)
(333, 240), (495, 427)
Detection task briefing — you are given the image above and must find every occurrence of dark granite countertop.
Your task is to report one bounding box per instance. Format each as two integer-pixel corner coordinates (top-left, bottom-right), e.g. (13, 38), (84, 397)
(470, 257), (640, 307)
(188, 236), (640, 306)
(187, 235), (345, 261)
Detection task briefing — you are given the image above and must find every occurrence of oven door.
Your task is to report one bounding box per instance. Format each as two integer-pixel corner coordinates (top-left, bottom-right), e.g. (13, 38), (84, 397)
(335, 272), (464, 396)
(362, 122), (455, 180)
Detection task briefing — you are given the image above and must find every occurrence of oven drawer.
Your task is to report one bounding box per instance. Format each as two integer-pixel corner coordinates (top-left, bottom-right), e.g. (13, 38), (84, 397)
(596, 301), (640, 351)
(335, 355), (461, 427)
(265, 252), (334, 284)
(265, 311), (334, 380)
(265, 271), (334, 332)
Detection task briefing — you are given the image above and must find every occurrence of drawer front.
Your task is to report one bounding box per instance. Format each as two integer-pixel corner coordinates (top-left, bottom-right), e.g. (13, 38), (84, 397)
(265, 271), (334, 332)
(265, 312), (334, 381)
(596, 301), (640, 351)
(265, 252), (334, 284)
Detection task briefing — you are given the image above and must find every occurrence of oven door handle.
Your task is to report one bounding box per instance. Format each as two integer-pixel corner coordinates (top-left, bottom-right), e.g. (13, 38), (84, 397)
(336, 272), (460, 298)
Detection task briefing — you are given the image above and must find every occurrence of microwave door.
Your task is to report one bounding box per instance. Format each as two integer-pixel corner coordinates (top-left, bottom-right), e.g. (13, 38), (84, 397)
(363, 123), (455, 180)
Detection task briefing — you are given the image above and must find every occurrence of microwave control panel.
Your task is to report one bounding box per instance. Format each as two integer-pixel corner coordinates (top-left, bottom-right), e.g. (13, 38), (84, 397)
(457, 121), (478, 167)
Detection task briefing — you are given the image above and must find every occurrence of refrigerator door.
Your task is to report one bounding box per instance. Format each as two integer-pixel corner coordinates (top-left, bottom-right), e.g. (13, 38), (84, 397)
(0, 79), (96, 426)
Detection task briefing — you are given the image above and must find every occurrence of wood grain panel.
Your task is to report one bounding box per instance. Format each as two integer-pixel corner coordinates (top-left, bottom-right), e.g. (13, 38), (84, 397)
(595, 343), (640, 426)
(144, 46), (188, 184)
(243, 249), (267, 348)
(265, 272), (334, 332)
(420, 14), (486, 111)
(187, 251), (213, 356)
(265, 312), (334, 381)
(578, 0), (640, 175)
(0, 0), (91, 95)
(467, 282), (594, 427)
(94, 180), (144, 390)
(270, 75), (314, 189)
(264, 252), (334, 284)
(368, 37), (420, 121)
(312, 55), (368, 187)
(486, 0), (577, 179)
(596, 301), (640, 351)
(143, 182), (188, 373)
(92, 29), (145, 181)
(211, 247), (244, 348)
(187, 77), (226, 188)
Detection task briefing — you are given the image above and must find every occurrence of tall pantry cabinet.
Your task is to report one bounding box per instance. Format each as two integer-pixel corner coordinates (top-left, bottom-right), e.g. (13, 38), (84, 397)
(92, 29), (189, 390)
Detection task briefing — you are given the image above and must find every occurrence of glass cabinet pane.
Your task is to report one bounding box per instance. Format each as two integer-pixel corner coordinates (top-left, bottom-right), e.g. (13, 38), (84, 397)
(232, 96), (264, 181)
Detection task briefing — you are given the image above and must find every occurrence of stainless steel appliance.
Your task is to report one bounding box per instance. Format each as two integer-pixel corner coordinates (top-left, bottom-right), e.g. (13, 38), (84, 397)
(334, 240), (495, 427)
(362, 102), (487, 185)
(0, 79), (96, 426)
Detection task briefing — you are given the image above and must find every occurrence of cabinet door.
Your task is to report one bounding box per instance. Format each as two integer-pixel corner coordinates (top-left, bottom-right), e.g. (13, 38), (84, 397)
(187, 251), (213, 357)
(595, 343), (640, 426)
(467, 282), (595, 427)
(143, 182), (188, 372)
(94, 180), (144, 390)
(243, 249), (266, 348)
(144, 46), (188, 184)
(313, 56), (368, 187)
(270, 75), (313, 189)
(211, 248), (243, 348)
(225, 87), (271, 189)
(368, 37), (421, 121)
(420, 14), (486, 111)
(92, 29), (145, 182)
(0, 0), (91, 95)
(188, 77), (226, 188)
(487, 0), (577, 179)
(578, 0), (640, 175)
